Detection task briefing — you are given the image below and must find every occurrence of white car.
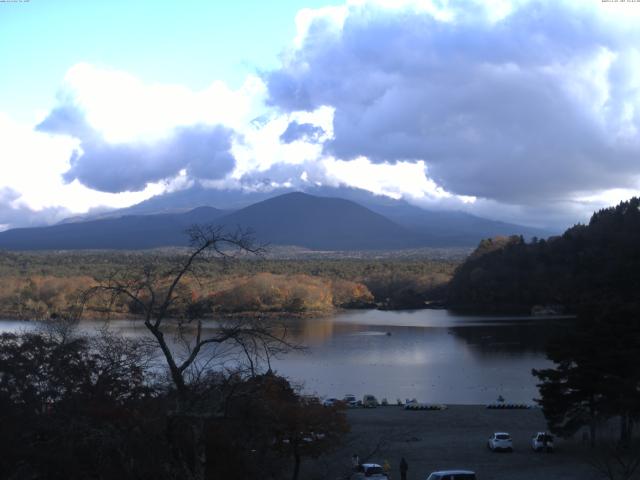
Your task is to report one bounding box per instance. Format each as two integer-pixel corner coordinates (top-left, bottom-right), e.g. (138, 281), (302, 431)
(352, 463), (389, 479)
(426, 470), (476, 480)
(531, 432), (554, 452)
(322, 397), (340, 407)
(488, 432), (513, 452)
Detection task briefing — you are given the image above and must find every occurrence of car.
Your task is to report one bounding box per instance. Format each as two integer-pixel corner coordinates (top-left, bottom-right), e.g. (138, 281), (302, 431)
(343, 394), (359, 407)
(488, 432), (513, 452)
(426, 470), (477, 480)
(531, 432), (554, 452)
(322, 397), (340, 407)
(362, 394), (379, 408)
(352, 463), (389, 479)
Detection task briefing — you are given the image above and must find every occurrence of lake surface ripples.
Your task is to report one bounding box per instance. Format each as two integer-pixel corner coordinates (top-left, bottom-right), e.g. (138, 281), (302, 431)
(0, 309), (574, 404)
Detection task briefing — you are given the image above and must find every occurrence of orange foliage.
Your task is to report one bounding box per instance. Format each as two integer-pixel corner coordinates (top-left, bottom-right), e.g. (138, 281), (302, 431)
(0, 272), (374, 319)
(210, 273), (373, 313)
(0, 275), (96, 320)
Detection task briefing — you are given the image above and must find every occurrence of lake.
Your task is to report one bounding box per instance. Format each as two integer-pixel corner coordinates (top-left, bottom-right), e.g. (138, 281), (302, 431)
(0, 309), (574, 404)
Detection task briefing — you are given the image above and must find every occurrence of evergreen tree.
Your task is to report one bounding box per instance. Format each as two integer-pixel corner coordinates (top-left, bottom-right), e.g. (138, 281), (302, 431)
(533, 303), (640, 445)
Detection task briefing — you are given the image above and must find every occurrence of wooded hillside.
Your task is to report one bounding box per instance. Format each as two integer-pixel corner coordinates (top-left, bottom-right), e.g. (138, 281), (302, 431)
(447, 198), (640, 312)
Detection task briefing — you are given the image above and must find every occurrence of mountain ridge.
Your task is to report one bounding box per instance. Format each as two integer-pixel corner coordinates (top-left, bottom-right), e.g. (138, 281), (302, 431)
(0, 192), (551, 251)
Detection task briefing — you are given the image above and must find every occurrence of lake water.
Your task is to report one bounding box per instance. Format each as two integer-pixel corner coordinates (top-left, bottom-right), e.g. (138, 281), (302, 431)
(0, 309), (573, 404)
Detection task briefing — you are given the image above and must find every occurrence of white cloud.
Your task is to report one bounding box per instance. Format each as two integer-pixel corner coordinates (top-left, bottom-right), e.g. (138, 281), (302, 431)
(58, 63), (264, 143)
(321, 157), (474, 201)
(0, 113), (164, 227)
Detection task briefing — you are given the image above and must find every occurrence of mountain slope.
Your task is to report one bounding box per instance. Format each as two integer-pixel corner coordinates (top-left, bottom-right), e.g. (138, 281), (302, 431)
(367, 203), (553, 245)
(0, 207), (226, 250)
(0, 191), (552, 251)
(71, 184), (553, 245)
(216, 192), (420, 250)
(0, 194), (419, 251)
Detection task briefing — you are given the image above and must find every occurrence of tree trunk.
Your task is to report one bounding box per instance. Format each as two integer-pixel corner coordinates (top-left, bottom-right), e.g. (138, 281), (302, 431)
(620, 413), (633, 446)
(146, 322), (187, 395)
(292, 443), (301, 480)
(167, 414), (207, 480)
(192, 417), (206, 480)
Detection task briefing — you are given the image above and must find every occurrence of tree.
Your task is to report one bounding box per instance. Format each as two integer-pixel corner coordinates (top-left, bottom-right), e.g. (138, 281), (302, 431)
(532, 330), (608, 446)
(84, 224), (296, 479)
(85, 225), (292, 396)
(533, 303), (640, 446)
(206, 372), (349, 480)
(0, 331), (167, 480)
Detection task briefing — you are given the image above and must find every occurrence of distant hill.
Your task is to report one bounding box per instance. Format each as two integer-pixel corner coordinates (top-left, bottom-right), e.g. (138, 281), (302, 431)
(0, 191), (551, 251)
(62, 184), (552, 244)
(217, 192), (420, 250)
(0, 194), (419, 251)
(0, 207), (226, 250)
(366, 203), (551, 245)
(447, 197), (640, 312)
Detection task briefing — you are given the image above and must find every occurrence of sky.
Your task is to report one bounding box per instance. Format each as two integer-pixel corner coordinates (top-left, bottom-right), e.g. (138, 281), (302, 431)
(1, 0), (640, 231)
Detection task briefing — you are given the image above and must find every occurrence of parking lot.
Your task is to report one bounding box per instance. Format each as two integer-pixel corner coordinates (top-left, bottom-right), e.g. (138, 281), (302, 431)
(304, 405), (601, 480)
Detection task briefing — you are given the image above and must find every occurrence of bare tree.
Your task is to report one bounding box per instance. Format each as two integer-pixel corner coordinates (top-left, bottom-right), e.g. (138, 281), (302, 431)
(84, 225), (294, 397)
(82, 224), (297, 479)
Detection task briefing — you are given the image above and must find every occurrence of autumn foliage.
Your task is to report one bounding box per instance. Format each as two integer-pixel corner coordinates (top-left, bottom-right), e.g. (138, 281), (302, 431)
(0, 275), (95, 320)
(0, 252), (456, 319)
(210, 273), (373, 313)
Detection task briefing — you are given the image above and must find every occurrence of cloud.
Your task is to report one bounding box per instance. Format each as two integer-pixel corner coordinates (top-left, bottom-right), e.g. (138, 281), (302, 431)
(37, 65), (243, 193)
(62, 124), (235, 193)
(55, 63), (263, 142)
(280, 120), (325, 143)
(38, 106), (236, 193)
(265, 0), (640, 205)
(0, 187), (70, 231)
(0, 112), (171, 229)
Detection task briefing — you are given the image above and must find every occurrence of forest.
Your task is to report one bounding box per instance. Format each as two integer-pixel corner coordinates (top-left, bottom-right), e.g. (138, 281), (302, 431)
(0, 252), (456, 319)
(444, 198), (640, 460)
(447, 197), (640, 313)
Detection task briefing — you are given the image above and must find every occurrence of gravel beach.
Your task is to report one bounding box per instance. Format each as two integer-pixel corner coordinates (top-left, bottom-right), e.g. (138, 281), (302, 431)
(305, 405), (601, 480)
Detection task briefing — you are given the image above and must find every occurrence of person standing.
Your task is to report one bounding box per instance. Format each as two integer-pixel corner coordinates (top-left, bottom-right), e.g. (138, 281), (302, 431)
(352, 454), (360, 472)
(399, 457), (408, 480)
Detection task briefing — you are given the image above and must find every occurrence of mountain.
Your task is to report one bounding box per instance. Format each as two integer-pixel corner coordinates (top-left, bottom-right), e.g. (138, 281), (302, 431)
(0, 194), (419, 251)
(0, 207), (226, 250)
(64, 184), (553, 242)
(0, 191), (550, 251)
(366, 203), (551, 246)
(217, 192), (420, 250)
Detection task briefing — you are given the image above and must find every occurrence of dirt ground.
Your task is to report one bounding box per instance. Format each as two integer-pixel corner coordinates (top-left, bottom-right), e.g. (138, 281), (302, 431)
(304, 405), (604, 480)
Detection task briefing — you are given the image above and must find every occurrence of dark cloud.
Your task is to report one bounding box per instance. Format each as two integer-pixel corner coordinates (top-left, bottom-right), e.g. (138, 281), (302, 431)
(37, 105), (236, 193)
(0, 188), (70, 230)
(279, 121), (325, 143)
(266, 1), (640, 204)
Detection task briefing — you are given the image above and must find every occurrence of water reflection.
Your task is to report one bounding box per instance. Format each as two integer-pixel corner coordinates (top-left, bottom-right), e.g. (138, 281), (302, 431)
(0, 309), (573, 404)
(270, 310), (573, 404)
